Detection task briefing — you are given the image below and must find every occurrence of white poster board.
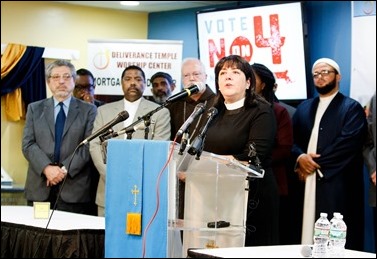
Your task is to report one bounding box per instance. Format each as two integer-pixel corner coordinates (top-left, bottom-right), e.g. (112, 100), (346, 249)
(88, 39), (183, 96)
(350, 1), (376, 106)
(197, 2), (307, 101)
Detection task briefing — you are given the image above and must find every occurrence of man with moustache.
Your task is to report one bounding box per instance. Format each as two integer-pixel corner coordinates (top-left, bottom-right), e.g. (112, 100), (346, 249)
(22, 60), (97, 215)
(291, 58), (367, 251)
(89, 65), (171, 217)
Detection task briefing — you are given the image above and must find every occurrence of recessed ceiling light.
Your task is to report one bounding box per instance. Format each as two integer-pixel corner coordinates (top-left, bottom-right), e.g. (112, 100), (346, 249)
(120, 1), (140, 7)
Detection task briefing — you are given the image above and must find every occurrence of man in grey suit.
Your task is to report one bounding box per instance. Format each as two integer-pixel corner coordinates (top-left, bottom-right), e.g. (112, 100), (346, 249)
(89, 65), (171, 217)
(22, 60), (97, 215)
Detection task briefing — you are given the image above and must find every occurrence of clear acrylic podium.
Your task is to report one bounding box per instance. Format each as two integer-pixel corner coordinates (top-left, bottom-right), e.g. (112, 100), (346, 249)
(105, 140), (263, 258)
(170, 142), (263, 257)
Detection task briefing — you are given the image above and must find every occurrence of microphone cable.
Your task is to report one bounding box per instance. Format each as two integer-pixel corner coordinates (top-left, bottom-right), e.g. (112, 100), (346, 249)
(141, 136), (178, 258)
(32, 145), (81, 258)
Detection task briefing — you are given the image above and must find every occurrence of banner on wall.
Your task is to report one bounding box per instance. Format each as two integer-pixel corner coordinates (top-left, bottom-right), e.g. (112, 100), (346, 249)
(87, 39), (183, 96)
(350, 1), (376, 106)
(197, 2), (307, 100)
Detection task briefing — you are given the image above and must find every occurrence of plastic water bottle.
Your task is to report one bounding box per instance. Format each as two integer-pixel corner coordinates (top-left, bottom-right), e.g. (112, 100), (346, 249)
(329, 213), (347, 258)
(312, 212), (330, 258)
(330, 212), (341, 223)
(328, 212), (341, 257)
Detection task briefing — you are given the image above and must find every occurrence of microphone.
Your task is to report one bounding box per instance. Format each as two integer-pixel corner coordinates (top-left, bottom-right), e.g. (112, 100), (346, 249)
(109, 122), (146, 139)
(187, 107), (218, 156)
(176, 103), (206, 137)
(165, 82), (206, 103)
(79, 110), (129, 146)
(178, 131), (189, 155)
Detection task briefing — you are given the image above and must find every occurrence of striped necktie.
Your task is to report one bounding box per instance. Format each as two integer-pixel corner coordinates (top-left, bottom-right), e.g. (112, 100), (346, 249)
(54, 102), (66, 163)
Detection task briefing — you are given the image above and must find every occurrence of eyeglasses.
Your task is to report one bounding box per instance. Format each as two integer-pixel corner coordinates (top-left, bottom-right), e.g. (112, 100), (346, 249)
(183, 72), (202, 79)
(50, 74), (72, 81)
(312, 70), (335, 79)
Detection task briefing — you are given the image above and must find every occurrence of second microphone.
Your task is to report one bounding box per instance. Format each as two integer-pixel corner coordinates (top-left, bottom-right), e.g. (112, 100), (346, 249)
(176, 102), (206, 137)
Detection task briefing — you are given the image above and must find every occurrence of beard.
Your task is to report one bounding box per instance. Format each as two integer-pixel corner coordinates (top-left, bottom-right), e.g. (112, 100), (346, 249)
(153, 89), (172, 104)
(315, 78), (337, 95)
(153, 95), (167, 104)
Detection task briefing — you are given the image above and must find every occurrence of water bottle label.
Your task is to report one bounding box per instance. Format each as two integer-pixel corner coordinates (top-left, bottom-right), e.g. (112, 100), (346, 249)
(314, 227), (330, 236)
(330, 229), (346, 239)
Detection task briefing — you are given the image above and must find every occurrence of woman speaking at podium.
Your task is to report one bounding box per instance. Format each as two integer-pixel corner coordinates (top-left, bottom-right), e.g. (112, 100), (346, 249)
(203, 55), (279, 246)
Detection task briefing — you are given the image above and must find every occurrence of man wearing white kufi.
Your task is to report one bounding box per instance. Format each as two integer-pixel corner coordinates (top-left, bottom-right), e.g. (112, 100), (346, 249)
(291, 57), (367, 251)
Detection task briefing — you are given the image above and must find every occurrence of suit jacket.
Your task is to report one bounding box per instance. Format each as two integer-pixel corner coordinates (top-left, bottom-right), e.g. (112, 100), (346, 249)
(22, 97), (97, 203)
(291, 92), (367, 250)
(89, 97), (171, 208)
(363, 93), (376, 207)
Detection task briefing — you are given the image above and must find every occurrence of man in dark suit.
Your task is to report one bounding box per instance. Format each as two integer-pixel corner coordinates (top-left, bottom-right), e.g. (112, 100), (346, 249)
(74, 68), (104, 215)
(363, 92), (376, 247)
(74, 68), (105, 107)
(89, 65), (171, 217)
(22, 60), (97, 215)
(292, 58), (367, 251)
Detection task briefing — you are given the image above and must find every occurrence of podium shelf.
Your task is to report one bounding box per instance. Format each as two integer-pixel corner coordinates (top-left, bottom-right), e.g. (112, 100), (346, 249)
(168, 219), (245, 232)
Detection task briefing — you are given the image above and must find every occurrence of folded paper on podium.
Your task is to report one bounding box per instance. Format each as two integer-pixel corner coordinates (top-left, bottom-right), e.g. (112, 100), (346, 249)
(105, 140), (262, 258)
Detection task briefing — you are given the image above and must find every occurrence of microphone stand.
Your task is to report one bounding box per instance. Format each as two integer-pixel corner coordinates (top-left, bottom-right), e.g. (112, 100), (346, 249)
(187, 129), (206, 160)
(191, 134), (206, 160)
(247, 142), (263, 179)
(187, 107), (217, 160)
(126, 131), (133, 140)
(178, 131), (189, 155)
(121, 103), (167, 140)
(100, 140), (108, 164)
(99, 128), (114, 143)
(143, 116), (151, 140)
(98, 129), (114, 164)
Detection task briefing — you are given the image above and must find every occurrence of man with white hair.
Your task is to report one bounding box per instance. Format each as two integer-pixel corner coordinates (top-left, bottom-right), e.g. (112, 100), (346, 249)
(167, 57), (216, 142)
(166, 57), (217, 220)
(291, 58), (367, 251)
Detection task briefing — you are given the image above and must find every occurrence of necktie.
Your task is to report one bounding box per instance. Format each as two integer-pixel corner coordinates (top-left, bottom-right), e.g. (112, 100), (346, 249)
(54, 102), (66, 163)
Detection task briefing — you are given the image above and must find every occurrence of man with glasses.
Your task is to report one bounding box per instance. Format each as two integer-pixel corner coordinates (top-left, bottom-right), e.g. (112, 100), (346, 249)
(22, 60), (97, 215)
(167, 58), (216, 142)
(74, 68), (105, 107)
(291, 58), (367, 251)
(73, 68), (105, 215)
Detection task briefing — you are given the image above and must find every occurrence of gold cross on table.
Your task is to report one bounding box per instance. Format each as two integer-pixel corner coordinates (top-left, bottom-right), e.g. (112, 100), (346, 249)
(131, 185), (139, 206)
